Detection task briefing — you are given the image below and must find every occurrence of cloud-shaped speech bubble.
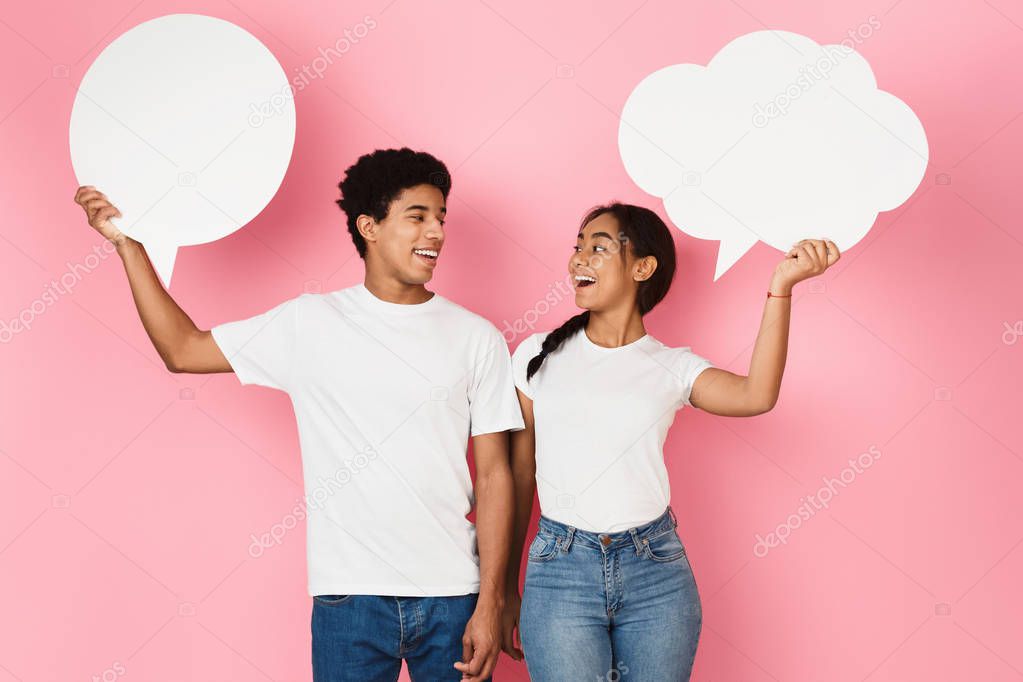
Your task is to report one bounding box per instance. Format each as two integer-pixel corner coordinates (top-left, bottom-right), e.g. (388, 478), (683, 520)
(618, 30), (928, 280)
(69, 14), (296, 286)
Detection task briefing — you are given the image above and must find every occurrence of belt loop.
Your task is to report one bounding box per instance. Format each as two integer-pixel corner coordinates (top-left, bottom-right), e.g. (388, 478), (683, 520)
(562, 525), (575, 552)
(667, 506), (678, 528)
(629, 526), (644, 554)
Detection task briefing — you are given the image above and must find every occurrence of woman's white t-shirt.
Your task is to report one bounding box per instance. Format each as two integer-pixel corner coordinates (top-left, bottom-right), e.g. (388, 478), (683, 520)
(511, 328), (713, 533)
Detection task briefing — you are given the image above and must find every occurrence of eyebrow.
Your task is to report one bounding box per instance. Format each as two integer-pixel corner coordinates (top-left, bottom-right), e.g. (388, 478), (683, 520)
(404, 204), (447, 214)
(577, 231), (615, 240)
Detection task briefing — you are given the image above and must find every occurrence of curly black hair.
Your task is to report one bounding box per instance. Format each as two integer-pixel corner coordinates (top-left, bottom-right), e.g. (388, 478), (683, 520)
(335, 148), (452, 259)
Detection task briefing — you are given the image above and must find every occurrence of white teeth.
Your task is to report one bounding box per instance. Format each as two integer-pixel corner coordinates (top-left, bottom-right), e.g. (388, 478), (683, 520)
(574, 275), (596, 283)
(413, 249), (438, 258)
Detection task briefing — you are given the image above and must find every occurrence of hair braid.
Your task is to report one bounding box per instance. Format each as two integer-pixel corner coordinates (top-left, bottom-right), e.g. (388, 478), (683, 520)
(526, 311), (589, 381)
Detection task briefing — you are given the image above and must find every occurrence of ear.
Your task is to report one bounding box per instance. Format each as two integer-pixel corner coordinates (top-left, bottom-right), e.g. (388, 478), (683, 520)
(357, 214), (378, 246)
(633, 255), (658, 282)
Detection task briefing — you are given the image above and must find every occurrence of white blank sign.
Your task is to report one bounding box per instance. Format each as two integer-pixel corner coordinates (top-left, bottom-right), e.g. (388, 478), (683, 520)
(69, 13), (296, 285)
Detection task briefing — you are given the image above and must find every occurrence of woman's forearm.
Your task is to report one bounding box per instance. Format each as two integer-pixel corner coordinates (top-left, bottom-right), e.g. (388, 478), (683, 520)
(743, 272), (794, 412)
(505, 422), (537, 595)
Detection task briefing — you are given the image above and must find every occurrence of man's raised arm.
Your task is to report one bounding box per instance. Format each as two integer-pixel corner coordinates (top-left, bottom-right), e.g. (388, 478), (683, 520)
(73, 185), (232, 374)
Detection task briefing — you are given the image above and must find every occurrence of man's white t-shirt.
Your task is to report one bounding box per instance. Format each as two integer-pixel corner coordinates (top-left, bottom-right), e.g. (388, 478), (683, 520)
(511, 328), (713, 533)
(211, 283), (525, 597)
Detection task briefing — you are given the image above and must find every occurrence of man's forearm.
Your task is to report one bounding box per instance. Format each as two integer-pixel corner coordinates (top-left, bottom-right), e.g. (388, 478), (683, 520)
(474, 466), (514, 607)
(116, 237), (200, 369)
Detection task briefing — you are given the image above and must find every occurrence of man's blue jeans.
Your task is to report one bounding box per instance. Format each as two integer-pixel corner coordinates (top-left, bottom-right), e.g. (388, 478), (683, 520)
(311, 593), (485, 681)
(519, 507), (702, 681)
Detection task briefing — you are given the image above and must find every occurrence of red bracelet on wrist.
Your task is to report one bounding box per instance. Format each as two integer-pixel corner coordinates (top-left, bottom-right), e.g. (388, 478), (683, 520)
(767, 291), (792, 298)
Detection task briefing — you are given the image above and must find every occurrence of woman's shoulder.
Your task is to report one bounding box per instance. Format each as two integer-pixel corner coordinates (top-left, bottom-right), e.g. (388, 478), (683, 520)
(513, 330), (550, 357)
(643, 335), (711, 370)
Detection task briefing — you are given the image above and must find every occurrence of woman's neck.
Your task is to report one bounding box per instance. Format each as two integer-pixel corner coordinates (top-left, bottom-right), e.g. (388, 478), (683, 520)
(585, 308), (647, 348)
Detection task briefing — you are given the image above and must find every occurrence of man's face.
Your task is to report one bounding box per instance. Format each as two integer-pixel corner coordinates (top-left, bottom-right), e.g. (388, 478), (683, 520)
(362, 183), (447, 285)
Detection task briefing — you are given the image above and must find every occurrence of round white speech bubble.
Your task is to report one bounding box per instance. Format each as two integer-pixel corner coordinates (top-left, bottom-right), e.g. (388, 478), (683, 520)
(69, 13), (296, 286)
(618, 30), (928, 280)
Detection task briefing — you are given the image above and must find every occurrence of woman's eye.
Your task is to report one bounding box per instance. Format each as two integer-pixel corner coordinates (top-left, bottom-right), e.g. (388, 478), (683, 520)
(573, 245), (582, 253)
(593, 245), (606, 252)
(411, 215), (424, 222)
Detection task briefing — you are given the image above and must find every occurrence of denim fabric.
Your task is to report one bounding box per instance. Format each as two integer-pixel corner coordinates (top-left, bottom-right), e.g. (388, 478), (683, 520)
(311, 593), (485, 681)
(519, 507), (702, 681)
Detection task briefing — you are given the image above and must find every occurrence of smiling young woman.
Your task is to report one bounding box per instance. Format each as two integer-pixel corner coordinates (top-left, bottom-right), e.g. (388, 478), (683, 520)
(500, 202), (839, 681)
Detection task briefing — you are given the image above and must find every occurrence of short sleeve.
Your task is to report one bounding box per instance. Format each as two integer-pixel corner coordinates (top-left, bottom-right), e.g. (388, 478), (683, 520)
(510, 333), (543, 400)
(210, 295), (305, 392)
(467, 325), (526, 436)
(677, 347), (714, 408)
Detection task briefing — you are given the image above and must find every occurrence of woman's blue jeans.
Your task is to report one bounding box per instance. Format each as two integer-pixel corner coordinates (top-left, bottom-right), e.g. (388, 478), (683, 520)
(519, 507), (702, 681)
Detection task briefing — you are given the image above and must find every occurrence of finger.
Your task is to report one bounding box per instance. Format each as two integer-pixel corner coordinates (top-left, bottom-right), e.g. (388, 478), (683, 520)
(825, 239), (841, 265)
(476, 651), (500, 681)
(456, 649), (484, 680)
(76, 188), (101, 206)
(501, 640), (523, 661)
(466, 649), (484, 677)
(84, 198), (110, 212)
(812, 239), (828, 265)
(95, 206), (120, 224)
(501, 625), (517, 659)
(453, 638), (474, 674)
(512, 624), (524, 660)
(800, 243), (820, 270)
(789, 238), (813, 258)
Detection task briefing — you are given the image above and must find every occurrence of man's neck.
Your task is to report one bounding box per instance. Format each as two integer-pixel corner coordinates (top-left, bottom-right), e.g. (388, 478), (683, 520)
(362, 272), (434, 305)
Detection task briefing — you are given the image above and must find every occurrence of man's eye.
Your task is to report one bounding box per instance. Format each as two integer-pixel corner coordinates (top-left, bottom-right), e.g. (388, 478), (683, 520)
(411, 215), (424, 222)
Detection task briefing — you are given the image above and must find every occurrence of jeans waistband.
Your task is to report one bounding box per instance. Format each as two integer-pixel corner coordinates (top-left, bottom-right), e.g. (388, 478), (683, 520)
(537, 506), (678, 552)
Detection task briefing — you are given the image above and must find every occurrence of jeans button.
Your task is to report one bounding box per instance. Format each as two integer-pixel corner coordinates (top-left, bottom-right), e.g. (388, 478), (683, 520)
(600, 535), (611, 546)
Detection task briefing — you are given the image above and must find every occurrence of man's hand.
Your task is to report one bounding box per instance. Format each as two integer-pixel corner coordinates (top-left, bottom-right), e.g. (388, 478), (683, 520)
(74, 186), (129, 246)
(454, 600), (502, 681)
(500, 590), (524, 661)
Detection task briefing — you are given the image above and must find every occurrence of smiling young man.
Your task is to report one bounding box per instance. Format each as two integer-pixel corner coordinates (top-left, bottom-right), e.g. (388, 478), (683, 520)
(73, 148), (523, 682)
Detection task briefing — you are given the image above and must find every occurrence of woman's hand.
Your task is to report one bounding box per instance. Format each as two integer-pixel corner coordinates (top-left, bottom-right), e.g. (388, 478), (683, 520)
(770, 238), (841, 295)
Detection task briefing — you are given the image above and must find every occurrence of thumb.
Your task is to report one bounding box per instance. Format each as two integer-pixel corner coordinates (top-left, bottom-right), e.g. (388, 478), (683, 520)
(453, 638), (474, 673)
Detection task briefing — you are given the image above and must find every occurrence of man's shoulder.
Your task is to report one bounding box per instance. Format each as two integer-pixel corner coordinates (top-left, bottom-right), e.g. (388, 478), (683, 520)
(432, 294), (503, 337)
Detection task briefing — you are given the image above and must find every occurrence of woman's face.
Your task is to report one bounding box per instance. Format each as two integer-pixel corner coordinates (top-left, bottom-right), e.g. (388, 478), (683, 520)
(569, 212), (641, 312)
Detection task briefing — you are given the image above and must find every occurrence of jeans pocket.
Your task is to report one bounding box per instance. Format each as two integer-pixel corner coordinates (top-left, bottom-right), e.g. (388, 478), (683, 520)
(641, 528), (686, 562)
(527, 531), (560, 562)
(313, 594), (354, 606)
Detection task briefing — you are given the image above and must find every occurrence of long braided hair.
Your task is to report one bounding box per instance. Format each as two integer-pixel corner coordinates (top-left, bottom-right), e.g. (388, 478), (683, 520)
(525, 203), (677, 381)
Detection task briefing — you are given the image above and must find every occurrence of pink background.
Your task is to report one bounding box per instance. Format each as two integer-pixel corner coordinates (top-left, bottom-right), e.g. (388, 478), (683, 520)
(2, 0), (1022, 680)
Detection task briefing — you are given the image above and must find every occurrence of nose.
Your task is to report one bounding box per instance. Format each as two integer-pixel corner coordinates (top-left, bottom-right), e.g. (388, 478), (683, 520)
(424, 218), (444, 241)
